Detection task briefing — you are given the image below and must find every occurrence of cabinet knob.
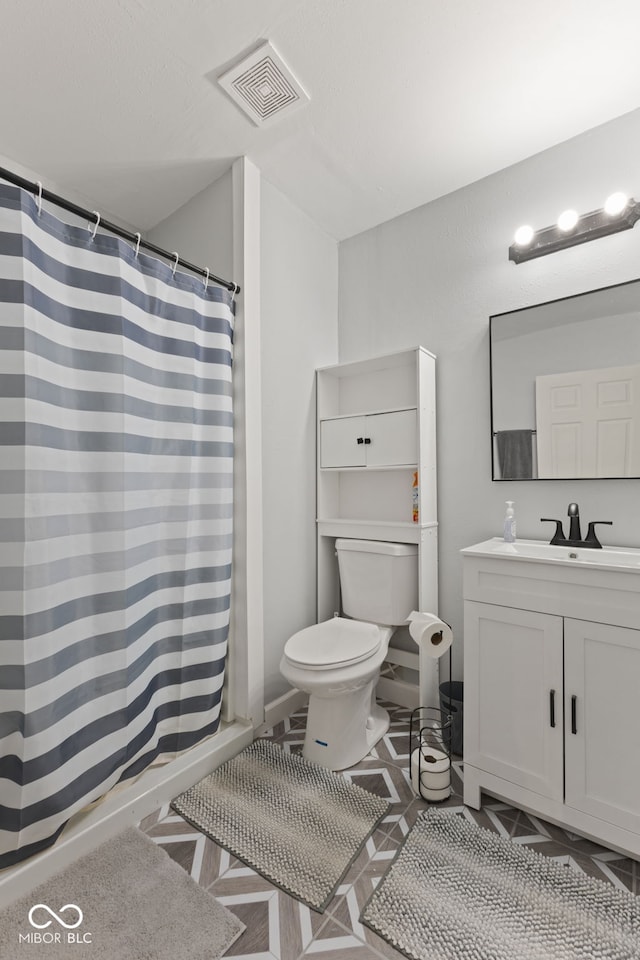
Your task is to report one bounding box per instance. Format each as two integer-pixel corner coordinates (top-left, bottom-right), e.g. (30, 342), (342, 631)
(364, 437), (371, 444)
(356, 437), (364, 444)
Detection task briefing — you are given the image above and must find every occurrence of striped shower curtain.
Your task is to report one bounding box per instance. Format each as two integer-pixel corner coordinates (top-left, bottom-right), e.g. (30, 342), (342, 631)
(0, 182), (234, 867)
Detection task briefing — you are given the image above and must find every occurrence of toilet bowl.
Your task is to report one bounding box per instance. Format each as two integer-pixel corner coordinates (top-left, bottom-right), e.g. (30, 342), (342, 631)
(280, 539), (418, 771)
(280, 617), (394, 769)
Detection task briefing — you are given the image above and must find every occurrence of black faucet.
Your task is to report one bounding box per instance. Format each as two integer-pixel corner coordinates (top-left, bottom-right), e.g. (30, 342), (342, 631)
(540, 503), (612, 549)
(567, 502), (581, 542)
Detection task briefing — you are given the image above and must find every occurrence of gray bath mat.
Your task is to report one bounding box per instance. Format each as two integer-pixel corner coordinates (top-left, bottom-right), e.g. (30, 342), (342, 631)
(171, 738), (390, 911)
(0, 827), (244, 959)
(361, 808), (640, 960)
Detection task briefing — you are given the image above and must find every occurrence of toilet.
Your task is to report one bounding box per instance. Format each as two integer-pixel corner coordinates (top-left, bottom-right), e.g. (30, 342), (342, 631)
(280, 538), (418, 770)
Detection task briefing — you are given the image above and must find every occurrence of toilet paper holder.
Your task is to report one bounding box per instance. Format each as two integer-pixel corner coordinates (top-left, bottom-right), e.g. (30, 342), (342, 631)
(408, 642), (453, 802)
(409, 705), (452, 802)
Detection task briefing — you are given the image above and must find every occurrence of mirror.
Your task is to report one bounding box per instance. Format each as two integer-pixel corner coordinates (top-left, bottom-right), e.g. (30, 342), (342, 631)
(490, 278), (640, 480)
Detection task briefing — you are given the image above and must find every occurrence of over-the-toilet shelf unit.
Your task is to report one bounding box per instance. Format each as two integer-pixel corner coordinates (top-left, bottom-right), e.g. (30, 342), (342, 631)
(316, 346), (438, 708)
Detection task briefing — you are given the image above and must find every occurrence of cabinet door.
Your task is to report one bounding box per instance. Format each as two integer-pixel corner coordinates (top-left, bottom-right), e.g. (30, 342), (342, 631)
(365, 410), (417, 466)
(320, 409), (417, 468)
(320, 416), (367, 467)
(464, 601), (564, 800)
(564, 619), (640, 833)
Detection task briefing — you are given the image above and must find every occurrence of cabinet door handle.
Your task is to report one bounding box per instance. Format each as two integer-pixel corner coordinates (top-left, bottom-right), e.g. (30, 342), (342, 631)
(356, 437), (364, 444)
(571, 695), (577, 735)
(549, 689), (556, 728)
(364, 437), (371, 444)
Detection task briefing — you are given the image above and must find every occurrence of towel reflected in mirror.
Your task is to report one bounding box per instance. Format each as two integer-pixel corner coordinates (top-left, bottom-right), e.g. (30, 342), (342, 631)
(495, 429), (535, 479)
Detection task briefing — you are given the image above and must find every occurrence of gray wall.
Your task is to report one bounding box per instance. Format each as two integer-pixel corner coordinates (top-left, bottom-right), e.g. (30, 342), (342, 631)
(260, 178), (338, 704)
(147, 170), (233, 280)
(338, 107), (640, 677)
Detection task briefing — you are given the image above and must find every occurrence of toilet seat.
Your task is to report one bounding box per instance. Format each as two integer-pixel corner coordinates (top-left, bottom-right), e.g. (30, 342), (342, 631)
(284, 617), (381, 670)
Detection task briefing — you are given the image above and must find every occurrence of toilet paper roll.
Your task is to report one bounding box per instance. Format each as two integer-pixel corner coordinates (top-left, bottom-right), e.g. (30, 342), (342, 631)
(417, 783), (452, 802)
(407, 611), (453, 658)
(410, 746), (451, 796)
(413, 745), (449, 775)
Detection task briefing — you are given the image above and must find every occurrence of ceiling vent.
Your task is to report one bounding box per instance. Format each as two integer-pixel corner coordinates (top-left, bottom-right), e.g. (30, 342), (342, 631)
(218, 41), (309, 127)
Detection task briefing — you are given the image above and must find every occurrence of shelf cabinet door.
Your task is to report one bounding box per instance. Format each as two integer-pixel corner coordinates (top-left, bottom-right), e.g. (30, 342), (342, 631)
(320, 409), (417, 468)
(464, 600), (564, 800)
(365, 410), (417, 466)
(564, 619), (640, 834)
(320, 416), (367, 467)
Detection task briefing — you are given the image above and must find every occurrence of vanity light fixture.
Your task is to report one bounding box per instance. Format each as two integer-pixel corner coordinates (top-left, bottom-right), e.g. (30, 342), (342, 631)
(509, 193), (640, 263)
(557, 208), (579, 232)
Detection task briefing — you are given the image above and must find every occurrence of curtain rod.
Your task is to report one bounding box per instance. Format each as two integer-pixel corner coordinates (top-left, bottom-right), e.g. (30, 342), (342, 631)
(0, 165), (240, 295)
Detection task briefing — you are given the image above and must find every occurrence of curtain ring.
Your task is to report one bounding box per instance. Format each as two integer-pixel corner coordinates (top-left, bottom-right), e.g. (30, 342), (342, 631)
(35, 181), (43, 216)
(89, 212), (101, 241)
(134, 232), (141, 258)
(203, 268), (210, 290)
(171, 252), (179, 277)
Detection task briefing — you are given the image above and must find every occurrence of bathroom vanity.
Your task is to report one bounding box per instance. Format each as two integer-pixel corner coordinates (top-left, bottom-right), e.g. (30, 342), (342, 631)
(462, 538), (640, 859)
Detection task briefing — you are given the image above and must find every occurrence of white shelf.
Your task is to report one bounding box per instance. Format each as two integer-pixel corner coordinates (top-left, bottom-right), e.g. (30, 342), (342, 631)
(317, 346), (435, 378)
(319, 404), (417, 421)
(320, 464), (418, 473)
(316, 346), (438, 621)
(318, 518), (437, 543)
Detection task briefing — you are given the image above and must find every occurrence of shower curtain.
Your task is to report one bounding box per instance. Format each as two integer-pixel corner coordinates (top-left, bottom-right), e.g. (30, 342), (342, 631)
(0, 182), (234, 867)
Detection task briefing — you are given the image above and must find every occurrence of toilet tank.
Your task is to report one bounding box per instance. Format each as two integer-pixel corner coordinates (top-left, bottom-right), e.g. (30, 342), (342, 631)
(335, 539), (418, 626)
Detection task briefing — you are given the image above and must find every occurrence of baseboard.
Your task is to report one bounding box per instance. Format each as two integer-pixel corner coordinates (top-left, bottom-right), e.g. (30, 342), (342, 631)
(0, 719), (253, 910)
(256, 687), (309, 735)
(376, 675), (420, 710)
(260, 681), (416, 731)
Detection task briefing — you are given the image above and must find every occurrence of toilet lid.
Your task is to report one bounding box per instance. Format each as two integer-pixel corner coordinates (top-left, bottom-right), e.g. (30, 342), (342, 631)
(284, 618), (381, 669)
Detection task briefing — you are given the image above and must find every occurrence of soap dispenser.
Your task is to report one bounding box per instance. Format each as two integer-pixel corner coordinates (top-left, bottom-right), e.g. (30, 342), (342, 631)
(503, 501), (516, 543)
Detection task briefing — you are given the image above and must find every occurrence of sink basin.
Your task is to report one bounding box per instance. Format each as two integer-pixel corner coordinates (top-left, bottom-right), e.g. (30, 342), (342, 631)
(461, 538), (640, 571)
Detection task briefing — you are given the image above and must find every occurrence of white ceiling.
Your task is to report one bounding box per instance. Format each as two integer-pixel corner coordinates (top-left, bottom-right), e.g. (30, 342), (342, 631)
(3, 0), (640, 241)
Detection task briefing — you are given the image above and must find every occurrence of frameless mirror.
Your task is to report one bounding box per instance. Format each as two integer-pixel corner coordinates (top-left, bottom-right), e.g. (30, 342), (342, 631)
(490, 277), (640, 480)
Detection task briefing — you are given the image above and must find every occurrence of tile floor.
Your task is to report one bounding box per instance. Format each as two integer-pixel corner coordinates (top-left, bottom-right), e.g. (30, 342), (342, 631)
(140, 702), (639, 960)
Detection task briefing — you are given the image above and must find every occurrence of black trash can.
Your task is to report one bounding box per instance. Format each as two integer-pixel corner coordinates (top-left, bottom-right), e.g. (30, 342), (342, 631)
(439, 681), (464, 756)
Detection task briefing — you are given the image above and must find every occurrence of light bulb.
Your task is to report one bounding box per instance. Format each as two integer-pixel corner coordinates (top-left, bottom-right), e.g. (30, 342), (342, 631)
(604, 192), (628, 216)
(557, 209), (579, 232)
(514, 225), (534, 246)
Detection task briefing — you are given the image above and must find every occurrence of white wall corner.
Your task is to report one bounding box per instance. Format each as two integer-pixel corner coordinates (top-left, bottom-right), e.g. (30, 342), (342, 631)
(256, 687), (309, 736)
(229, 156), (265, 729)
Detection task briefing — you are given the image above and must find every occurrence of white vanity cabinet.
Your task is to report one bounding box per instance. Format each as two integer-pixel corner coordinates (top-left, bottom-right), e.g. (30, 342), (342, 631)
(564, 618), (640, 836)
(464, 602), (564, 802)
(462, 538), (640, 859)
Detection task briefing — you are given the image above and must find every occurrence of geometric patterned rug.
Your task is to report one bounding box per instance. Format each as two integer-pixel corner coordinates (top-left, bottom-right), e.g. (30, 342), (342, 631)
(361, 808), (640, 960)
(171, 739), (390, 912)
